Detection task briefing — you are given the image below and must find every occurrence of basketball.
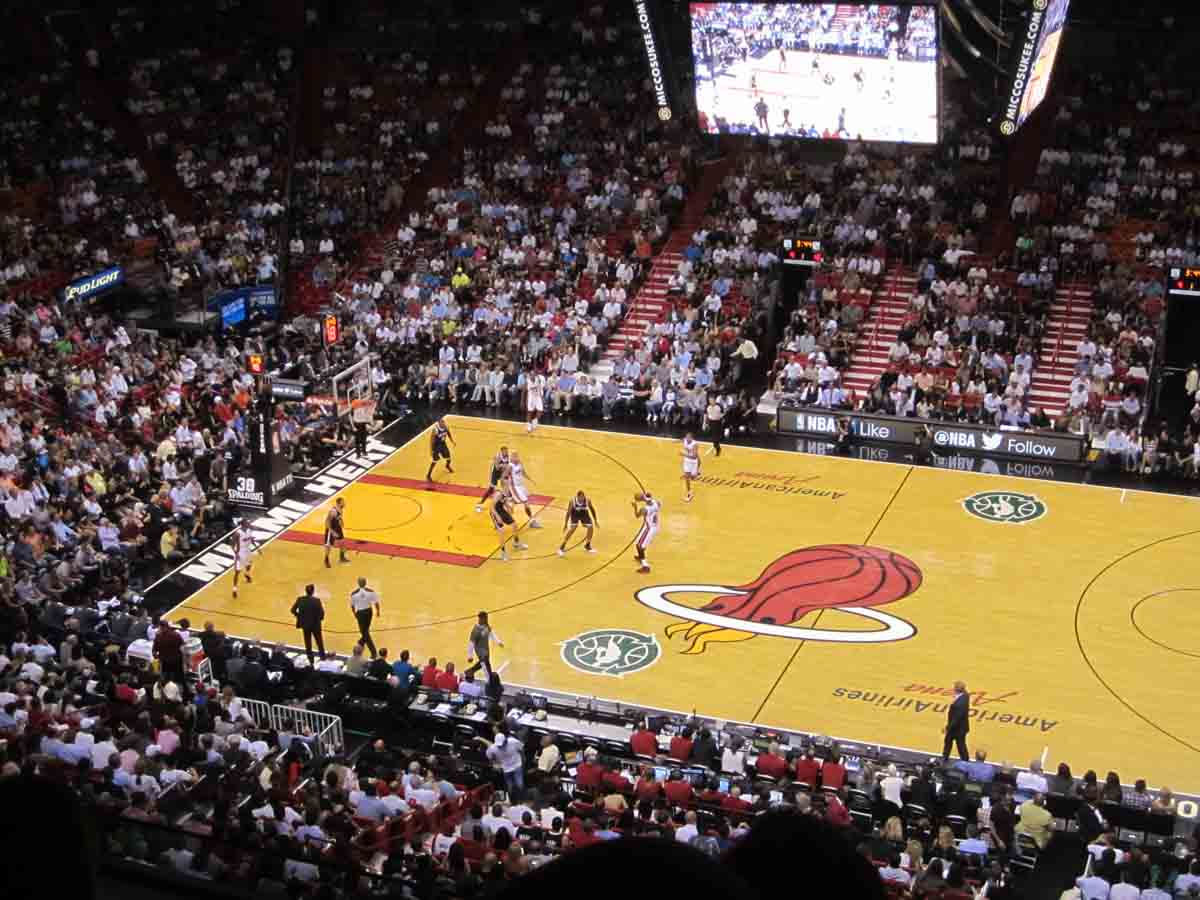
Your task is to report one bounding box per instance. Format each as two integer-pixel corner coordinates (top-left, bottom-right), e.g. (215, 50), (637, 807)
(701, 544), (922, 626)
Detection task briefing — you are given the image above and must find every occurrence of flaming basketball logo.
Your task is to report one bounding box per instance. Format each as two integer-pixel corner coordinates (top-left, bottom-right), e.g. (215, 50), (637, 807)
(635, 544), (921, 654)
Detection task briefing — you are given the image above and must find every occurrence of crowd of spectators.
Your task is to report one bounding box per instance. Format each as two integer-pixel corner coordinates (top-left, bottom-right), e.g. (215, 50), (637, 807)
(4, 6), (1200, 896)
(5, 602), (1200, 899)
(1009, 58), (1194, 459)
(693, 3), (936, 69)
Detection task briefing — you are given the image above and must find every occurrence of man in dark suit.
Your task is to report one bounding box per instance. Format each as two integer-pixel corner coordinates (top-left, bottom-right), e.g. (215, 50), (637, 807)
(199, 622), (227, 680)
(1076, 790), (1107, 843)
(942, 680), (970, 762)
(290, 584), (326, 664)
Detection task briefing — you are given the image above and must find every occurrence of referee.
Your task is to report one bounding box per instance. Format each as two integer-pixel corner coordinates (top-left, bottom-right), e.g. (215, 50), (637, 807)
(349, 577), (381, 659)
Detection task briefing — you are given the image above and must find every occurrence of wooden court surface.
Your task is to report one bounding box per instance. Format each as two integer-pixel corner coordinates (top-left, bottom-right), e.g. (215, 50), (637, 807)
(166, 415), (1200, 792)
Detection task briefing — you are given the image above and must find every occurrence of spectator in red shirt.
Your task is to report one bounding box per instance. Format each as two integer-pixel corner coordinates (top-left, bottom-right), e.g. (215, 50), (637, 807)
(152, 620), (184, 679)
(630, 725), (658, 757)
(826, 789), (851, 827)
(575, 749), (606, 790)
(421, 657), (441, 688)
(822, 756), (847, 791)
(602, 768), (633, 794)
(663, 771), (694, 807)
(434, 661), (460, 692)
(755, 742), (789, 780)
(699, 777), (727, 806)
(635, 768), (662, 801)
(721, 786), (753, 813)
(794, 748), (821, 787)
(668, 728), (694, 762)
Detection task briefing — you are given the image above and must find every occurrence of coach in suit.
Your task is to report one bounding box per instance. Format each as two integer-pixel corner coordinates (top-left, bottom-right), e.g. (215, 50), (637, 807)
(290, 584), (326, 664)
(1076, 792), (1107, 843)
(942, 680), (971, 762)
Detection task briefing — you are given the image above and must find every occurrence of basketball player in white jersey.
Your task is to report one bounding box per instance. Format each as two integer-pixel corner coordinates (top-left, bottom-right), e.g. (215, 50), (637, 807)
(525, 369), (547, 432)
(231, 520), (260, 598)
(632, 490), (661, 574)
(475, 445), (510, 513)
(505, 450), (542, 528)
(558, 490), (598, 556)
(680, 432), (701, 502)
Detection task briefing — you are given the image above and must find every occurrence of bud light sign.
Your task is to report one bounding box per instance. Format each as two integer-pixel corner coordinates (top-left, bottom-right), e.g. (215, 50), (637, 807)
(63, 266), (124, 304)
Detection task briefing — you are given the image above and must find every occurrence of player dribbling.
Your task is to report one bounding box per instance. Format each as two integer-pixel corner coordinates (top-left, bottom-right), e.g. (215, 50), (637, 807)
(632, 490), (661, 574)
(490, 488), (527, 561)
(681, 432), (701, 502)
(231, 520), (260, 598)
(558, 490), (598, 557)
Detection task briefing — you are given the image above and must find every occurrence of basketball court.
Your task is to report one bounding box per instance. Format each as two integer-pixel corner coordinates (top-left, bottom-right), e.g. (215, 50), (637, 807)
(695, 49), (938, 142)
(160, 415), (1200, 793)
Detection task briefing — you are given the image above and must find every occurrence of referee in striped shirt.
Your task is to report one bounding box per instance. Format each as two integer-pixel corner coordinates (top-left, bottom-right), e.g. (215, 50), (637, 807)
(350, 577), (381, 659)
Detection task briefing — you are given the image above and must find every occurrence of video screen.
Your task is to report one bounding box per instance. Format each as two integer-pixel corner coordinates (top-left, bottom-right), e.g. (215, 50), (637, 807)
(1014, 0), (1070, 130)
(690, 3), (939, 143)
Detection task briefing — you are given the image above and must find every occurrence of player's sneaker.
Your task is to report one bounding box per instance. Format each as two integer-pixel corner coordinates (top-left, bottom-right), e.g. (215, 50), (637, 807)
(556, 548), (565, 557)
(515, 541), (529, 550)
(232, 588), (238, 598)
(499, 550), (508, 561)
(638, 564), (651, 573)
(586, 546), (596, 553)
(474, 505), (482, 513)
(528, 519), (543, 529)
(245, 575), (253, 583)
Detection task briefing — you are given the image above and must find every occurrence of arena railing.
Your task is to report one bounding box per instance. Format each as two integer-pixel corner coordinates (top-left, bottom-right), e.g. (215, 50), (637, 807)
(271, 704), (345, 756)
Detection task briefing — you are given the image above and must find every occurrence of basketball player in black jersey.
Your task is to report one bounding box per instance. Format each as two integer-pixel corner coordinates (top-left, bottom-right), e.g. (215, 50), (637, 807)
(490, 488), (527, 562)
(557, 490), (598, 557)
(426, 417), (455, 482)
(323, 497), (348, 567)
(475, 446), (510, 513)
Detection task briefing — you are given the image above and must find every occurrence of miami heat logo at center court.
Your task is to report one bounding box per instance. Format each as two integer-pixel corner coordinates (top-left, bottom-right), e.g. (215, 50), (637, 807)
(635, 544), (922, 654)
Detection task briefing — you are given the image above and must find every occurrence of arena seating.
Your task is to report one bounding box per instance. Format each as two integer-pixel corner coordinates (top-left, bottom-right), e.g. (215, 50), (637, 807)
(1, 4), (1198, 898)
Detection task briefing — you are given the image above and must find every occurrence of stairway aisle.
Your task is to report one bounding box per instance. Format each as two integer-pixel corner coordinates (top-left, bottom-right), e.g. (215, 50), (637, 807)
(1027, 283), (1094, 415)
(839, 265), (916, 400)
(590, 155), (737, 379)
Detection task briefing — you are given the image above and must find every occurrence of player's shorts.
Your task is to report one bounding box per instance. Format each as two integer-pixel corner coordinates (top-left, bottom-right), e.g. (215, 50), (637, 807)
(527, 393), (544, 413)
(683, 458), (700, 477)
(636, 523), (658, 550)
(568, 507), (593, 526)
(511, 482), (530, 504)
(234, 551), (252, 571)
(324, 528), (342, 548)
(491, 505), (515, 528)
(489, 465), (504, 487)
(432, 439), (450, 461)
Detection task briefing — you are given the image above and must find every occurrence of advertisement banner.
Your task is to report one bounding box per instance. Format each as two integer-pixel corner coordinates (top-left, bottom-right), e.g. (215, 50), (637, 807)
(776, 406), (1087, 463)
(63, 266), (125, 303)
(635, 0), (675, 122)
(791, 436), (1082, 483)
(226, 399), (293, 508)
(209, 285), (279, 328)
